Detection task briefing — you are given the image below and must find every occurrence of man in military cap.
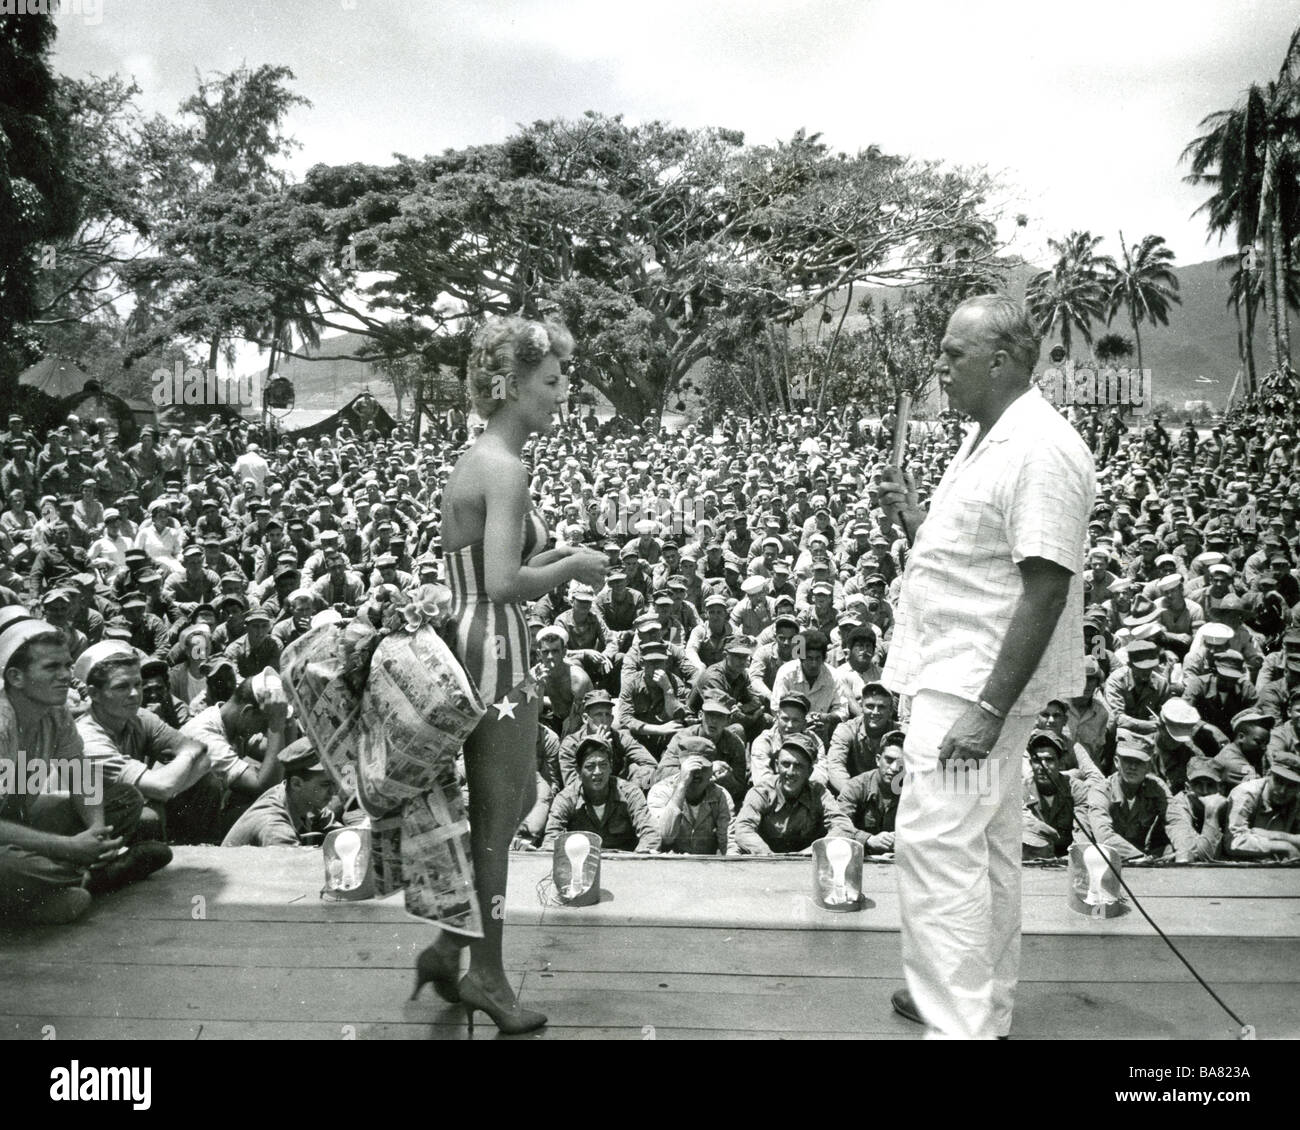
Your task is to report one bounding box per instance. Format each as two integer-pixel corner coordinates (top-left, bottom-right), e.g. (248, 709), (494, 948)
(733, 730), (854, 855)
(1020, 728), (1100, 859)
(1102, 639), (1169, 735)
(614, 639), (687, 759)
(223, 606), (282, 677)
(1225, 751), (1300, 859)
(221, 738), (337, 847)
(542, 732), (660, 853)
(646, 734), (734, 855)
(1167, 756), (1230, 862)
(1087, 738), (1173, 860)
(838, 728), (906, 855)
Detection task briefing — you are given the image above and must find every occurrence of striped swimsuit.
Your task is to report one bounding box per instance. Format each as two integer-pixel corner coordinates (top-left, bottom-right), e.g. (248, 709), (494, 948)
(444, 509), (549, 706)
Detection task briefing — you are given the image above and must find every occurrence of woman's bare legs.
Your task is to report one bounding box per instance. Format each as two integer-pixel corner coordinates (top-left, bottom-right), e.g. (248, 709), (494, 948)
(459, 696), (539, 996)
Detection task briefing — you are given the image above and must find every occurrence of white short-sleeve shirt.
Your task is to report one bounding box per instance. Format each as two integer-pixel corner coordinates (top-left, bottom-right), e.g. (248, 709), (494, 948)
(882, 387), (1095, 714)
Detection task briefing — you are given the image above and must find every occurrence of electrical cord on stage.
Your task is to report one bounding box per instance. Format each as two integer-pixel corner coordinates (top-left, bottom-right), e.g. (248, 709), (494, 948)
(1069, 811), (1256, 1039)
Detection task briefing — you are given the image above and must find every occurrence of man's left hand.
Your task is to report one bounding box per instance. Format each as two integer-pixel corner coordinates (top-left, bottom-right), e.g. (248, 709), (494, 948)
(938, 704), (1003, 764)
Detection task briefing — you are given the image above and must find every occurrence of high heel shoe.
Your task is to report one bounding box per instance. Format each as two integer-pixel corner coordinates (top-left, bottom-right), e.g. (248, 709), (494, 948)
(459, 974), (548, 1036)
(411, 942), (462, 1003)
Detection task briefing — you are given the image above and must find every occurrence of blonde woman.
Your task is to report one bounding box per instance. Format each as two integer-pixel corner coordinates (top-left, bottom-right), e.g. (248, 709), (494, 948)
(414, 316), (607, 1034)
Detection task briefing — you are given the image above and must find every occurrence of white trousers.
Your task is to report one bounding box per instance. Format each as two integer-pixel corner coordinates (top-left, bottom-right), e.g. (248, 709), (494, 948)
(895, 690), (1038, 1040)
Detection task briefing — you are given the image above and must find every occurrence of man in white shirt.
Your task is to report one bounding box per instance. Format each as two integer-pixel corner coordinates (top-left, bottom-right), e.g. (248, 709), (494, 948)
(232, 442), (270, 497)
(879, 295), (1095, 1039)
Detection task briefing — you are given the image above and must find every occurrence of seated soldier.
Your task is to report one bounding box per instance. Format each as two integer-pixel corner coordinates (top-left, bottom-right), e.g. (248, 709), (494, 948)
(1167, 756), (1230, 862)
(1021, 728), (1099, 860)
(838, 728), (904, 855)
(831, 621), (884, 710)
(543, 732), (660, 853)
(614, 640), (688, 759)
(1266, 688), (1300, 758)
(826, 681), (895, 796)
(223, 605), (282, 677)
(1224, 750), (1300, 860)
(655, 691), (748, 808)
(0, 618), (170, 924)
(686, 590), (738, 670)
(139, 656), (190, 728)
(733, 731), (854, 855)
(221, 738), (337, 846)
(769, 629), (850, 746)
(533, 624), (593, 740)
(686, 634), (770, 742)
(1145, 698), (1224, 795)
(1086, 737), (1173, 861)
(750, 690), (828, 791)
(1182, 647), (1257, 735)
(557, 689), (657, 793)
(75, 641), (223, 845)
(747, 611), (800, 693)
(181, 666), (293, 834)
(646, 734), (734, 855)
(1216, 707), (1274, 788)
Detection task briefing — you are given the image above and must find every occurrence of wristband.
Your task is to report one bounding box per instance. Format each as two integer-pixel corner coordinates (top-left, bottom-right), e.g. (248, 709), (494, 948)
(977, 699), (1006, 721)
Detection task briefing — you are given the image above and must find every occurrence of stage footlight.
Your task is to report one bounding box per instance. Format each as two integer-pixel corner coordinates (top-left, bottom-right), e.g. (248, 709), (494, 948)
(554, 831), (601, 906)
(322, 826), (376, 901)
(812, 836), (863, 911)
(1067, 843), (1129, 919)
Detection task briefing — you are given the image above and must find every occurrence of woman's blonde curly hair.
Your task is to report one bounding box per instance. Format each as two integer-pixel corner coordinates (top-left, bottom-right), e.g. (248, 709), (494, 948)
(467, 316), (575, 418)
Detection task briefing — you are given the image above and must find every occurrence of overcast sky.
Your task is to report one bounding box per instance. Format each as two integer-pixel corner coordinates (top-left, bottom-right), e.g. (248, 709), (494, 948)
(49, 0), (1299, 306)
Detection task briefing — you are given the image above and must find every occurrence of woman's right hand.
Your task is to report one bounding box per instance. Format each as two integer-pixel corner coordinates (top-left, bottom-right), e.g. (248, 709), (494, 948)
(567, 548), (609, 588)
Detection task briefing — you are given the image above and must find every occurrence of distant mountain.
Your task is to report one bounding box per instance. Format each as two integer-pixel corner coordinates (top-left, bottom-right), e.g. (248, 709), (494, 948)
(843, 258), (1296, 413)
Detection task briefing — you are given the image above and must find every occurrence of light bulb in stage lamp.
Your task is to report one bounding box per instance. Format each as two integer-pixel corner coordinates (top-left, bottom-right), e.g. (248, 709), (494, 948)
(563, 833), (591, 898)
(826, 837), (852, 905)
(1082, 845), (1111, 908)
(334, 829), (362, 891)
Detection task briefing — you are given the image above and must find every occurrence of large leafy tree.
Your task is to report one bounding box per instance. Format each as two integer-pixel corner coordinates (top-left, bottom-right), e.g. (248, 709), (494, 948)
(1106, 232), (1180, 375)
(264, 114), (1006, 422)
(1182, 25), (1300, 390)
(126, 65), (313, 373)
(1025, 231), (1114, 358)
(0, 10), (81, 405)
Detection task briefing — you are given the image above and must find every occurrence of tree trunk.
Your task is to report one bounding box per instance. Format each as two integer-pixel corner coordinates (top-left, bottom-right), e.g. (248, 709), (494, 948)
(208, 337), (220, 373)
(1244, 289), (1258, 397)
(1273, 210), (1292, 372)
(1130, 309), (1143, 380)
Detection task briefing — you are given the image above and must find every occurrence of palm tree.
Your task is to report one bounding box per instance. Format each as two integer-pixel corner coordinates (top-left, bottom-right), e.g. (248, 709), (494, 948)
(1025, 231), (1114, 357)
(1094, 333), (1134, 364)
(1182, 26), (1300, 390)
(1106, 232), (1180, 377)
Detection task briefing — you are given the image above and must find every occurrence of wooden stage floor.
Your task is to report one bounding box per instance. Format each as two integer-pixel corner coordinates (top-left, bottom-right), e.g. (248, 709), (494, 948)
(1, 849), (1296, 1040)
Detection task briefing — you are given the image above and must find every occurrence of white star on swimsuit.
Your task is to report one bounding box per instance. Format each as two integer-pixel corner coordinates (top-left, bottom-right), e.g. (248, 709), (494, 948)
(494, 695), (518, 720)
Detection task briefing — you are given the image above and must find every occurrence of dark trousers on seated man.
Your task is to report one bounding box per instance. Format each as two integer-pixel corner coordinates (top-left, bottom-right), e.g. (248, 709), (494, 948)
(138, 772), (226, 846)
(0, 781), (153, 915)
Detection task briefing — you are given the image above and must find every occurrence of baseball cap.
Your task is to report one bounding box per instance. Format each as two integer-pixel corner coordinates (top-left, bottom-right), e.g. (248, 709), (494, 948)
(1212, 649), (1246, 678)
(726, 635), (756, 656)
(1125, 640), (1159, 669)
(700, 692), (734, 715)
(582, 690), (613, 710)
(1185, 756), (1223, 784)
(277, 737), (324, 774)
(778, 690), (811, 714)
(1269, 751), (1300, 783)
(779, 731), (818, 766)
(1027, 728), (1066, 755)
